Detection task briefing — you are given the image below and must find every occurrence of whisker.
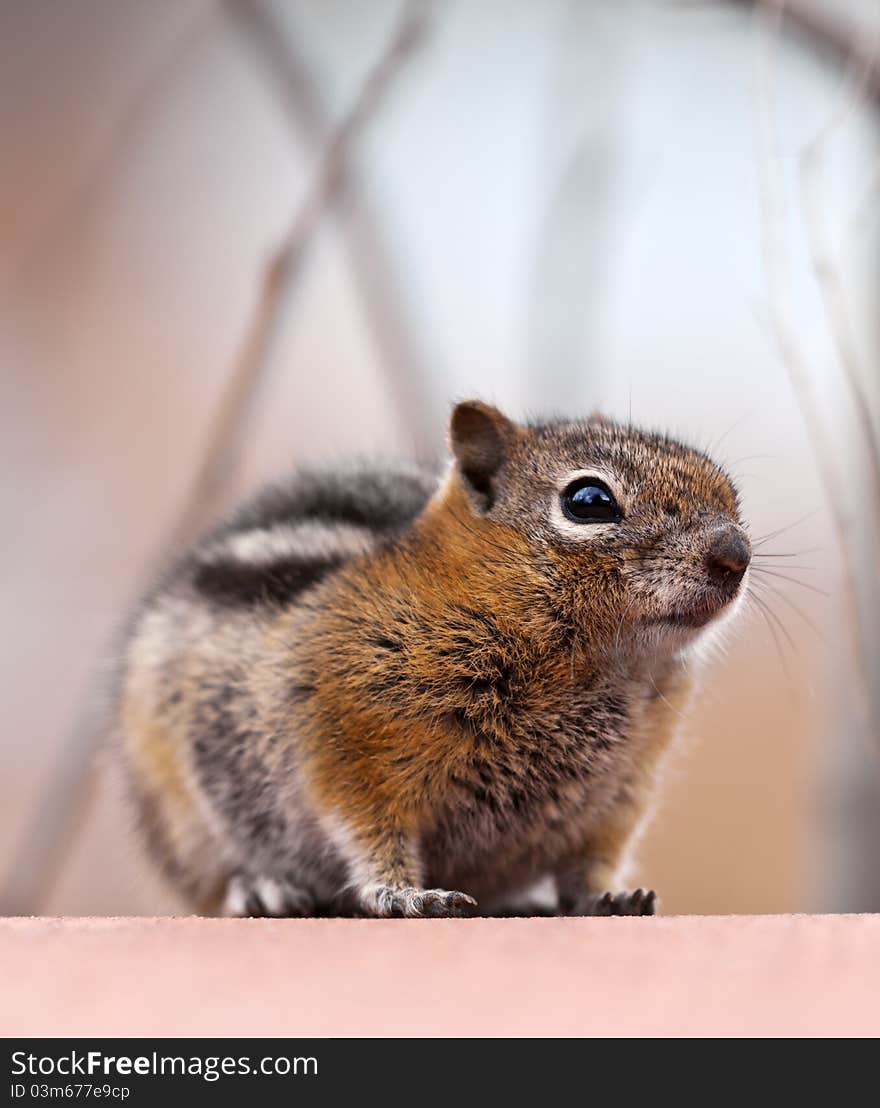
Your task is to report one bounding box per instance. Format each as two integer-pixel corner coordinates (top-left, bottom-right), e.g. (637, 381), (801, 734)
(725, 453), (779, 467)
(750, 578), (825, 641)
(752, 509), (820, 549)
(750, 567), (829, 596)
(648, 674), (688, 723)
(613, 594), (639, 659)
(752, 590), (798, 656)
(749, 548), (821, 558)
(747, 592), (795, 687)
(708, 409), (756, 453)
(751, 559), (817, 572)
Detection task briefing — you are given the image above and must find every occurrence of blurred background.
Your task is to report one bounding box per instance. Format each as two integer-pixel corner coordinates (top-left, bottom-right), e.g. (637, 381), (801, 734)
(1, 0), (878, 917)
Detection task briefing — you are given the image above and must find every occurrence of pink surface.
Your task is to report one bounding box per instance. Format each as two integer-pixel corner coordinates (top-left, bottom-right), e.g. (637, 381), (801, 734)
(2, 914), (878, 1038)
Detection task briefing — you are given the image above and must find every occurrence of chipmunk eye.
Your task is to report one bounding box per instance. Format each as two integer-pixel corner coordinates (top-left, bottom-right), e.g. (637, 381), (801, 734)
(561, 477), (622, 523)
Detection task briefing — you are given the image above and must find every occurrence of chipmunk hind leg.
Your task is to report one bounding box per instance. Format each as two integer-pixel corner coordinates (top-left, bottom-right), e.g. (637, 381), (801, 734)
(555, 675), (692, 918)
(129, 730), (323, 918)
(556, 857), (658, 917)
(554, 794), (659, 918)
(221, 875), (316, 918)
(120, 692), (236, 914)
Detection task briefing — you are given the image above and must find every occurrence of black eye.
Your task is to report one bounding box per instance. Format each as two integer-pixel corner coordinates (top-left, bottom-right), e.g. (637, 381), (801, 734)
(561, 477), (622, 523)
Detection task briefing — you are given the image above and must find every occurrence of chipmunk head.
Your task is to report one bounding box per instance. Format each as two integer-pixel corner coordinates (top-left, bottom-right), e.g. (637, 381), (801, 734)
(447, 400), (750, 653)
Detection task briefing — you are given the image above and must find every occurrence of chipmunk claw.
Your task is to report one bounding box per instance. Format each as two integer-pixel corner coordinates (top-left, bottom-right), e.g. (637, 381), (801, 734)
(571, 887), (657, 917)
(368, 885), (478, 918)
(421, 889), (479, 918)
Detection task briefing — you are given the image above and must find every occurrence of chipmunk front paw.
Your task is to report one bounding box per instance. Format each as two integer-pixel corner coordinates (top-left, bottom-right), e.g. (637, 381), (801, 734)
(222, 875), (315, 918)
(363, 885), (478, 918)
(570, 888), (657, 917)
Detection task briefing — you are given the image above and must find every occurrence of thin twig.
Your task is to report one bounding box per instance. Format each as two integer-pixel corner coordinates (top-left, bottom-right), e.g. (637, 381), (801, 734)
(0, 0), (436, 915)
(844, 156), (880, 251)
(222, 0), (440, 454)
(798, 42), (880, 525)
(174, 0), (438, 539)
(751, 0), (876, 735)
(730, 0), (880, 106)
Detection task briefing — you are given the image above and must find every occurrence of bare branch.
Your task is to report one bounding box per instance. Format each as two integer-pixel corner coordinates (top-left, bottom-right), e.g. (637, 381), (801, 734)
(844, 156), (880, 250)
(223, 0), (441, 454)
(0, 0), (437, 915)
(731, 0), (880, 106)
(175, 0), (438, 538)
(751, 0), (877, 733)
(798, 44), (880, 520)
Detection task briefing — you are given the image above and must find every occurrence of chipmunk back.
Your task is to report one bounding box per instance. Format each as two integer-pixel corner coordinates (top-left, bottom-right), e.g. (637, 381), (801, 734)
(118, 401), (750, 917)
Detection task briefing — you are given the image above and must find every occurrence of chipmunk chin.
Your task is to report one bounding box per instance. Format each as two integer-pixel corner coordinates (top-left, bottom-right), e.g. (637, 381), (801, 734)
(661, 604), (722, 629)
(657, 583), (746, 630)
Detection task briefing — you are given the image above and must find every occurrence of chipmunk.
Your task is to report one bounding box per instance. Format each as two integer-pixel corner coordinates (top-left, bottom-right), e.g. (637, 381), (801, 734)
(118, 400), (750, 918)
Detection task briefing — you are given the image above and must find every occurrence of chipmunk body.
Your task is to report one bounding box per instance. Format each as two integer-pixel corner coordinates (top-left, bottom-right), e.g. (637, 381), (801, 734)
(119, 402), (750, 917)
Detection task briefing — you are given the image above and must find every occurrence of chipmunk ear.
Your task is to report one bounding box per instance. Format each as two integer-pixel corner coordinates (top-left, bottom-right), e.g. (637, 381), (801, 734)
(449, 400), (515, 510)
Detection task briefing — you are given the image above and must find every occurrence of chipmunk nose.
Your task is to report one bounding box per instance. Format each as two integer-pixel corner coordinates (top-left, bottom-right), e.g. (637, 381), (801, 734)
(705, 526), (751, 588)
